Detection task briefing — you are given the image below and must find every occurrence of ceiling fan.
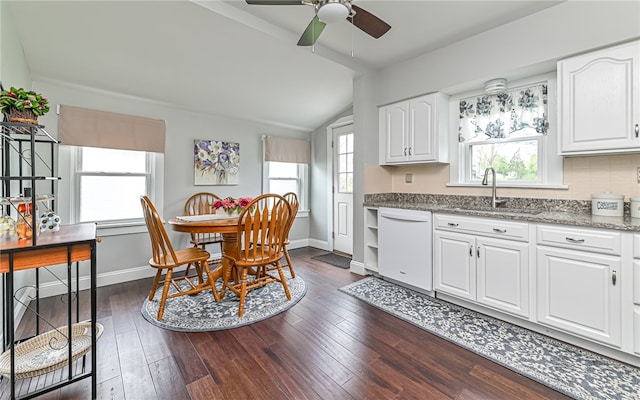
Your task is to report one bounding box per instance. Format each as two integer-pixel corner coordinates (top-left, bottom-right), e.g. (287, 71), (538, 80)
(245, 0), (391, 46)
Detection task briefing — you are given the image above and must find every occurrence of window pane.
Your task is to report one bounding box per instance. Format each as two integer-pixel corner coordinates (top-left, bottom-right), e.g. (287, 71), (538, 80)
(81, 147), (146, 173)
(268, 162), (298, 178)
(79, 176), (146, 222)
(339, 154), (347, 173)
(339, 135), (347, 153)
(339, 174), (347, 192)
(346, 134), (353, 153)
(470, 140), (539, 182)
(269, 179), (297, 196)
(338, 172), (353, 193)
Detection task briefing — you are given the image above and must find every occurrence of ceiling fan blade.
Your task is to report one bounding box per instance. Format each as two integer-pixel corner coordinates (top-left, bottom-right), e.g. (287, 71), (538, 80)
(297, 16), (326, 46)
(245, 0), (303, 5)
(347, 4), (391, 39)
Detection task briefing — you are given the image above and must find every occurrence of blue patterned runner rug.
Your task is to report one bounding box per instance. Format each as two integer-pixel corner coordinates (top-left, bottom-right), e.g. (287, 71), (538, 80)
(339, 277), (640, 400)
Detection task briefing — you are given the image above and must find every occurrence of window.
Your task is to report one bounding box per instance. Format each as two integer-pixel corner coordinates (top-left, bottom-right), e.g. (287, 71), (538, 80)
(73, 146), (155, 224)
(264, 161), (307, 210)
(336, 132), (354, 193)
(450, 73), (564, 188)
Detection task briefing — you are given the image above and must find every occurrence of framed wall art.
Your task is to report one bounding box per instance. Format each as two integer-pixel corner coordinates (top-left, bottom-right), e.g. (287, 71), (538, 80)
(194, 139), (240, 185)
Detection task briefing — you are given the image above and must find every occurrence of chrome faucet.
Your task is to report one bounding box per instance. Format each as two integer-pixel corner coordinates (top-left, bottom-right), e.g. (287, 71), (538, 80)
(481, 166), (504, 208)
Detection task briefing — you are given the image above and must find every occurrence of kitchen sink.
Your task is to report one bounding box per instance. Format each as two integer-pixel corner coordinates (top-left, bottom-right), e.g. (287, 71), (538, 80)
(442, 206), (543, 215)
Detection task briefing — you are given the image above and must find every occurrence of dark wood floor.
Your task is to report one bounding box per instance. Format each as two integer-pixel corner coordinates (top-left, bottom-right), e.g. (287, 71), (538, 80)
(5, 247), (571, 400)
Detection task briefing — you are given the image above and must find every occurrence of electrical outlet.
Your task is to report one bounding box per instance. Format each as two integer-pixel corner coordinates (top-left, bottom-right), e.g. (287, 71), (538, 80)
(405, 173), (413, 183)
(637, 167), (640, 183)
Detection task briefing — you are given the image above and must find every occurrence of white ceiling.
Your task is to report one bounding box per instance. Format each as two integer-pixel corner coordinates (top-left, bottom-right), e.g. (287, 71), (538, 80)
(7, 0), (563, 132)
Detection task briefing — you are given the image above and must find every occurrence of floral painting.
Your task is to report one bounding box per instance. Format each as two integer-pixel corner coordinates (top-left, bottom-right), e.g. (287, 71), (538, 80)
(194, 139), (240, 185)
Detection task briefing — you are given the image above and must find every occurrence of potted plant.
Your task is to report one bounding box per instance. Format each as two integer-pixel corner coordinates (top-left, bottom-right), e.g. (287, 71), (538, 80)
(0, 86), (50, 124)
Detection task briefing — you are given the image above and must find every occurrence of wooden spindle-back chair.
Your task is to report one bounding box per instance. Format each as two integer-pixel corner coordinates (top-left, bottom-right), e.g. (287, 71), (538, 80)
(183, 192), (224, 277)
(140, 196), (219, 320)
(220, 193), (292, 317)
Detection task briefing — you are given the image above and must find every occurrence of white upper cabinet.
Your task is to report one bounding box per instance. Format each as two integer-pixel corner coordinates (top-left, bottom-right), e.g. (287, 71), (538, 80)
(379, 92), (449, 164)
(558, 40), (640, 155)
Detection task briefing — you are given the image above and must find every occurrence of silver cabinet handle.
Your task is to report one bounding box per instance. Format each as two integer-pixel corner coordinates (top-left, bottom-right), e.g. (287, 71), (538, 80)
(635, 124), (639, 138)
(469, 244), (473, 257)
(404, 148), (407, 156)
(448, 222), (459, 227)
(477, 247), (480, 258)
(408, 146), (412, 155)
(493, 228), (507, 233)
(612, 270), (617, 285)
(565, 237), (585, 244)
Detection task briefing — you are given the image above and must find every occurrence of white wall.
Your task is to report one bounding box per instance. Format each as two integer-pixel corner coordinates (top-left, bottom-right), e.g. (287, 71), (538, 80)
(31, 80), (310, 292)
(353, 1), (640, 265)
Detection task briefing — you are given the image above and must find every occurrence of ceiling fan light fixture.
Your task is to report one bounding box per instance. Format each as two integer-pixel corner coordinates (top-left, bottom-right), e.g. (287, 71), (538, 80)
(317, 0), (350, 23)
(484, 78), (507, 95)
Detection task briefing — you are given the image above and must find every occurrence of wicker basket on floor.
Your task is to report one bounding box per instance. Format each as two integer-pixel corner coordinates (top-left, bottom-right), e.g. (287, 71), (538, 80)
(0, 321), (104, 379)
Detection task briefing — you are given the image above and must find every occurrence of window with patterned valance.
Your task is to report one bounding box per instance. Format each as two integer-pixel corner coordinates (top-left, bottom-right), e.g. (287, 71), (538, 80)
(458, 82), (549, 183)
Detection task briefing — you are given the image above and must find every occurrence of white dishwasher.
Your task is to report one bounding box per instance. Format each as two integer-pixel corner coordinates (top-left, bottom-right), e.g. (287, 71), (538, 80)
(378, 207), (433, 293)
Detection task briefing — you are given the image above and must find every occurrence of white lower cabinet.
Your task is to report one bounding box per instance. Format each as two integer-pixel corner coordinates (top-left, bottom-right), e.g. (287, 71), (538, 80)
(477, 237), (529, 317)
(434, 215), (530, 318)
(536, 225), (622, 348)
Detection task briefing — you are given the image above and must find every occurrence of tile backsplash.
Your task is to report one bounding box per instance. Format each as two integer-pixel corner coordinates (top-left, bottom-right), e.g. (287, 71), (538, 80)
(365, 153), (640, 201)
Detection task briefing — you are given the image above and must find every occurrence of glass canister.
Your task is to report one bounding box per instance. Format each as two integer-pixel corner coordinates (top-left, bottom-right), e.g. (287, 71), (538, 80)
(0, 214), (16, 237)
(16, 201), (39, 240)
(16, 215), (35, 240)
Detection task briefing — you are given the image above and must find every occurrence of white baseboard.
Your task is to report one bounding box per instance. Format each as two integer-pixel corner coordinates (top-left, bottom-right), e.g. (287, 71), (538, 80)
(349, 260), (366, 275)
(287, 238), (310, 250)
(308, 239), (331, 251)
(37, 265), (158, 298)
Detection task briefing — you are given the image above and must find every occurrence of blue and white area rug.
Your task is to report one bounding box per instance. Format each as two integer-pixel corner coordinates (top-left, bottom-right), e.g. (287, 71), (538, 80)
(142, 272), (305, 332)
(339, 277), (640, 400)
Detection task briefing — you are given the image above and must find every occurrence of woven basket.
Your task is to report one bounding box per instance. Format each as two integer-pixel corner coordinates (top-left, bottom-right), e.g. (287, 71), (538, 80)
(0, 321), (104, 379)
(6, 108), (38, 125)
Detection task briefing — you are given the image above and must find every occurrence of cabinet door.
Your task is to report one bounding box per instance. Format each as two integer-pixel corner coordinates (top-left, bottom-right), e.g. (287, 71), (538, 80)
(559, 40), (640, 154)
(476, 237), (529, 318)
(409, 94), (435, 162)
(434, 231), (475, 301)
(537, 246), (621, 347)
(382, 103), (409, 163)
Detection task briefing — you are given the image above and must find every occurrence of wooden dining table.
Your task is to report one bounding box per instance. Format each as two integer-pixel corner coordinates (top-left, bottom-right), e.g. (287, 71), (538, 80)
(167, 215), (240, 283)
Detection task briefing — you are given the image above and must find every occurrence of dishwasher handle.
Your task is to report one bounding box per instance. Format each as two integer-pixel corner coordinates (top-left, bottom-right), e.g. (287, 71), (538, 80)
(379, 209), (431, 222)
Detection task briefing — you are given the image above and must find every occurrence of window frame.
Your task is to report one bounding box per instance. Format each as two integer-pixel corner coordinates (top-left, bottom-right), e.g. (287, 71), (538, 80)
(65, 145), (163, 234)
(449, 72), (566, 189)
(262, 161), (308, 213)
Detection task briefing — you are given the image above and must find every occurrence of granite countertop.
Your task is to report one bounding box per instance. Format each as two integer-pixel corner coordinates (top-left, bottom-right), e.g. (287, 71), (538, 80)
(364, 193), (640, 232)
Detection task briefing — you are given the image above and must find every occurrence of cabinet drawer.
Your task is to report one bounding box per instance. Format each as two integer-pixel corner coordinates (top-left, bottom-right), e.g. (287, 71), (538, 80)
(536, 225), (621, 255)
(634, 234), (640, 258)
(434, 214), (528, 241)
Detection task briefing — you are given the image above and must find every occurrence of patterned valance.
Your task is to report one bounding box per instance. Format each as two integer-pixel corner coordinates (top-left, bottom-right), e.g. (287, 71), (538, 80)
(458, 83), (548, 143)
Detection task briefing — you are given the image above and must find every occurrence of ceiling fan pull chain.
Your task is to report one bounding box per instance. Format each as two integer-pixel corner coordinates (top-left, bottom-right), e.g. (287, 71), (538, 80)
(350, 8), (354, 57)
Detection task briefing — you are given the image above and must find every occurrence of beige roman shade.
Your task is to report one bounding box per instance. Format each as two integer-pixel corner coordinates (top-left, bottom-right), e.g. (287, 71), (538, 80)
(264, 136), (311, 164)
(58, 105), (166, 153)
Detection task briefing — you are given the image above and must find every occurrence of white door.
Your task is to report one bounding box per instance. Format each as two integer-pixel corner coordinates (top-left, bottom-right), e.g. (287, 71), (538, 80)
(333, 124), (353, 255)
